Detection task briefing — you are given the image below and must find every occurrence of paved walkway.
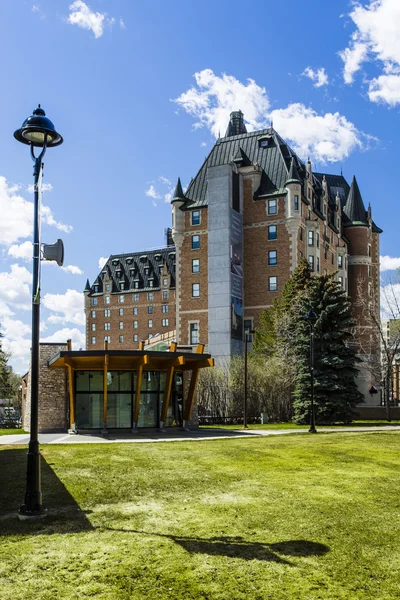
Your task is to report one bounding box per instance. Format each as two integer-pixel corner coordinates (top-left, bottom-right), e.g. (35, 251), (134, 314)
(0, 425), (399, 445)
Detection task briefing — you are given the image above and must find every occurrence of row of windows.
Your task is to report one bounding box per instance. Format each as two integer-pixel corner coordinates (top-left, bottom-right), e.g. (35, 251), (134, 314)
(91, 304), (169, 318)
(266, 195), (300, 216)
(92, 291), (169, 306)
(191, 227), (278, 251)
(92, 334), (158, 345)
(93, 318), (170, 332)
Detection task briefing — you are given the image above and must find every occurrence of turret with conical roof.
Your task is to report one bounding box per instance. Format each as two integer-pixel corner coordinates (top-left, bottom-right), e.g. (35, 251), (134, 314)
(225, 110), (247, 137)
(171, 177), (186, 207)
(285, 157), (301, 185)
(343, 176), (368, 226)
(84, 278), (91, 293)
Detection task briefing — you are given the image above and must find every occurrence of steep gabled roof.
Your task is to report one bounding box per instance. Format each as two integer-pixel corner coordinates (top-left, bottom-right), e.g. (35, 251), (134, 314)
(285, 157), (301, 184)
(343, 176), (368, 226)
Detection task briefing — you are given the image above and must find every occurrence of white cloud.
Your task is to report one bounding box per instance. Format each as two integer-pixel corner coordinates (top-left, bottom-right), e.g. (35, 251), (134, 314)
(381, 282), (400, 319)
(98, 257), (108, 270)
(42, 289), (85, 326)
(380, 255), (400, 271)
(41, 327), (85, 349)
(173, 68), (270, 138)
(302, 67), (329, 87)
(26, 182), (53, 194)
(32, 4), (40, 12)
(164, 187), (175, 203)
(41, 205), (73, 233)
(61, 265), (83, 275)
(0, 177), (33, 245)
(119, 18), (125, 29)
(200, 142), (207, 147)
(67, 0), (114, 38)
(8, 241), (32, 261)
(339, 0), (400, 105)
(175, 70), (372, 164)
(0, 301), (14, 318)
(0, 264), (31, 311)
(1, 317), (30, 341)
(158, 176), (171, 186)
(145, 185), (161, 200)
(270, 104), (372, 164)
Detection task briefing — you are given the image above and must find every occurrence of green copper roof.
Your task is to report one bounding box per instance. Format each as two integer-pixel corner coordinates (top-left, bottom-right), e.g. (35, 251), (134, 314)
(285, 157), (301, 184)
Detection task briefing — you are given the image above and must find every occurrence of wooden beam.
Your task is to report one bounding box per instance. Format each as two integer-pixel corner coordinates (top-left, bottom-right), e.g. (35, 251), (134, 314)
(67, 338), (72, 351)
(66, 364), (75, 432)
(160, 364), (175, 426)
(139, 340), (145, 351)
(179, 358), (214, 372)
(196, 344), (205, 354)
(183, 368), (200, 422)
(103, 353), (109, 433)
(169, 342), (177, 352)
(133, 358), (145, 429)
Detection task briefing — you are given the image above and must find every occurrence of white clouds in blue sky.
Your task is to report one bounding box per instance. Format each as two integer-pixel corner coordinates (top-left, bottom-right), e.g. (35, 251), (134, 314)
(67, 1), (125, 38)
(301, 67), (329, 88)
(339, 0), (400, 105)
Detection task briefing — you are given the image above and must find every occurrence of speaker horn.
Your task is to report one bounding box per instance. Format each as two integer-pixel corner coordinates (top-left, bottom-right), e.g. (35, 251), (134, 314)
(42, 239), (64, 267)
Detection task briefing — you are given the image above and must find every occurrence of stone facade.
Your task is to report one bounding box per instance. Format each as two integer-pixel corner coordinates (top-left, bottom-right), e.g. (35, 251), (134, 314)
(23, 343), (68, 433)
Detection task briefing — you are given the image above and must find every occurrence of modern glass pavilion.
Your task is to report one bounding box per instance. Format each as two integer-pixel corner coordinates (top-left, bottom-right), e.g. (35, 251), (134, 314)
(48, 341), (213, 432)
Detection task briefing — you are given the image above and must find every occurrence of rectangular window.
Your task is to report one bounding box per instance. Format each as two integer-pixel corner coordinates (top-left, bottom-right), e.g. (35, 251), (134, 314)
(104, 309), (110, 317)
(324, 246), (327, 259)
(316, 233), (319, 248)
(317, 257), (320, 273)
(133, 334), (138, 342)
(162, 318), (169, 327)
(133, 293), (139, 302)
(268, 199), (277, 215)
(368, 265), (372, 277)
(309, 255), (314, 271)
(149, 280), (154, 288)
(294, 195), (299, 211)
(105, 322), (110, 331)
(300, 228), (303, 241)
(148, 319), (153, 328)
(191, 211), (200, 226)
(268, 225), (277, 240)
(91, 310), (96, 318)
(192, 283), (200, 297)
(192, 259), (200, 273)
(162, 304), (168, 313)
(94, 285), (98, 293)
(163, 278), (168, 287)
(338, 255), (343, 268)
(91, 336), (96, 345)
(331, 252), (334, 265)
(92, 298), (98, 306)
(133, 307), (138, 315)
(192, 235), (200, 249)
(147, 293), (153, 301)
(148, 306), (153, 314)
(91, 323), (96, 331)
(269, 276), (278, 292)
(119, 295), (125, 303)
(308, 209), (311, 220)
(308, 230), (314, 246)
(119, 308), (124, 316)
(120, 283), (125, 290)
(338, 276), (343, 289)
(190, 322), (199, 344)
(133, 321), (138, 329)
(368, 244), (371, 257)
(104, 335), (111, 343)
(105, 284), (110, 292)
(268, 250), (277, 265)
(163, 291), (169, 300)
(119, 335), (124, 344)
(105, 296), (110, 304)
(119, 322), (124, 330)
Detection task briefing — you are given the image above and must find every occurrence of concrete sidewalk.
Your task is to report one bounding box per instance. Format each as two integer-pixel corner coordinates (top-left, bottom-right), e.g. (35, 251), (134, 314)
(0, 425), (399, 445)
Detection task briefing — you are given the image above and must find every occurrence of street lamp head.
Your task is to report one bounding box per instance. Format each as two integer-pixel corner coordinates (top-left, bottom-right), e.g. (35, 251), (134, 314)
(14, 105), (63, 148)
(305, 310), (318, 324)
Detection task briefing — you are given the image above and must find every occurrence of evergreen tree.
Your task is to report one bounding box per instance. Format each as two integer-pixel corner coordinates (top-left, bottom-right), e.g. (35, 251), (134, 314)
(292, 274), (363, 424)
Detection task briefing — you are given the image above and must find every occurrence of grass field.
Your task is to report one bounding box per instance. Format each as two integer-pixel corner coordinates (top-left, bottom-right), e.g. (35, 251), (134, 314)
(0, 428), (25, 436)
(200, 420), (400, 430)
(1, 432), (399, 599)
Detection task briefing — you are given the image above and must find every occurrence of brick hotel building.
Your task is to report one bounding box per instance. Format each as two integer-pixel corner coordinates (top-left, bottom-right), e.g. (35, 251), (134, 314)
(85, 111), (382, 399)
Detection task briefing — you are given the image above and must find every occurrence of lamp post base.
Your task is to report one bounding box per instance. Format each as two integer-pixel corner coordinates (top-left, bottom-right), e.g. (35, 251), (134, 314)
(18, 498), (47, 520)
(308, 426), (318, 434)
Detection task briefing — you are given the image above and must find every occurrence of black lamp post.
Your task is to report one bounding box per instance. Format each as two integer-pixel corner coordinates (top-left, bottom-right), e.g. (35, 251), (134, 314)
(305, 310), (318, 434)
(244, 329), (255, 429)
(14, 106), (63, 519)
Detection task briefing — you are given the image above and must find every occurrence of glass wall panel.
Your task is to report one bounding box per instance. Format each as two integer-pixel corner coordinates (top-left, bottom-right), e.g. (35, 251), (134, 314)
(76, 393), (103, 428)
(137, 392), (158, 427)
(76, 371), (90, 391)
(90, 371), (103, 391)
(119, 372), (132, 391)
(107, 393), (132, 428)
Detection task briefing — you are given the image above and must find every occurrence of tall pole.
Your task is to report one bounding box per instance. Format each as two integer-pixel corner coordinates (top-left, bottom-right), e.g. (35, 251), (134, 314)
(19, 141), (47, 518)
(309, 322), (317, 434)
(244, 333), (248, 429)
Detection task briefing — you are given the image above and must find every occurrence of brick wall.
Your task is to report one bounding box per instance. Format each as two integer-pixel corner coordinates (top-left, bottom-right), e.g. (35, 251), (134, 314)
(23, 343), (68, 433)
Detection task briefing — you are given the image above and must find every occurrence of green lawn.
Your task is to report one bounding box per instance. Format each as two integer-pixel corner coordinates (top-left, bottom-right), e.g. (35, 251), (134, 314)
(1, 433), (399, 599)
(0, 428), (25, 436)
(201, 420), (400, 430)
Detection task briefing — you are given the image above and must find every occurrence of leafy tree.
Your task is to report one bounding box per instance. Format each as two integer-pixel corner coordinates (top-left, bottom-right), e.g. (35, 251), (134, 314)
(293, 274), (363, 424)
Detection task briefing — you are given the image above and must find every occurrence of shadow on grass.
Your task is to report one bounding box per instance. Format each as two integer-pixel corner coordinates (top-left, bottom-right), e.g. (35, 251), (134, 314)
(104, 527), (329, 564)
(0, 448), (94, 536)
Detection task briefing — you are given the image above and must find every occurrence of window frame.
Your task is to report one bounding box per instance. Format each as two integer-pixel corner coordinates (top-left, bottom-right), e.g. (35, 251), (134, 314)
(268, 276), (278, 292)
(192, 235), (200, 249)
(191, 210), (200, 226)
(268, 199), (277, 215)
(192, 283), (200, 297)
(268, 225), (277, 241)
(268, 250), (277, 266)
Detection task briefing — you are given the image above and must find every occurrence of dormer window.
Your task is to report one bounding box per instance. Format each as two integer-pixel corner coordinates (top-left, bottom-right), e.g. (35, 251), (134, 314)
(258, 134), (273, 149)
(140, 255), (148, 263)
(144, 267), (149, 276)
(116, 270), (121, 278)
(94, 285), (99, 293)
(112, 259), (119, 266)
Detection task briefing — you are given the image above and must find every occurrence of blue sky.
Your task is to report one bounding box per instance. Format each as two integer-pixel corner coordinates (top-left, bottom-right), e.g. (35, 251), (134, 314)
(1, 0), (400, 373)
